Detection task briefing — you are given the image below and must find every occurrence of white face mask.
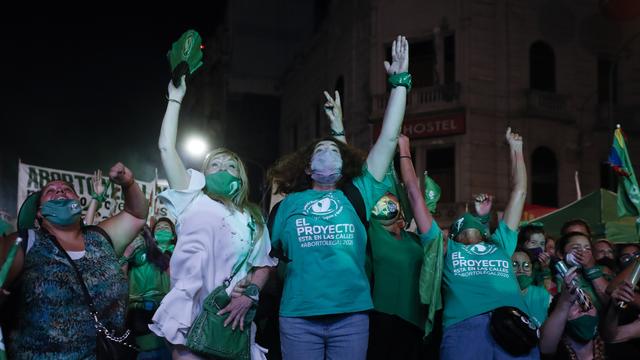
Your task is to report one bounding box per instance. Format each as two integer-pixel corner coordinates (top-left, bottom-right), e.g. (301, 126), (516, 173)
(310, 148), (342, 185)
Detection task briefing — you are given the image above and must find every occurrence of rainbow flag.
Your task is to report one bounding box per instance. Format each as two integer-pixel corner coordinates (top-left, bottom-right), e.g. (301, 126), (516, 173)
(609, 126), (640, 218)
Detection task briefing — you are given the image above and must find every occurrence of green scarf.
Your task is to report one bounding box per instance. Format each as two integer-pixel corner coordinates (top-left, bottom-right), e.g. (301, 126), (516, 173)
(419, 230), (444, 338)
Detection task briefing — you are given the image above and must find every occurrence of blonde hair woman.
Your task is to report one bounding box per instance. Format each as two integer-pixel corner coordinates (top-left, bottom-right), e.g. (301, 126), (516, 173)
(149, 76), (277, 360)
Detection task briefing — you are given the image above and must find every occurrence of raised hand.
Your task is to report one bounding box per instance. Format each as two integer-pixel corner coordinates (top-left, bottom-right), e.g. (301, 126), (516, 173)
(506, 127), (523, 152)
(168, 75), (187, 103)
(92, 169), (106, 196)
(384, 35), (409, 75)
(323, 90), (343, 126)
(474, 193), (494, 217)
(109, 162), (135, 189)
(398, 134), (411, 156)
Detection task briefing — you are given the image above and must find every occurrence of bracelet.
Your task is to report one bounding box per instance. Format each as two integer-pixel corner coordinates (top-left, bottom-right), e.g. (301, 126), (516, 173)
(584, 266), (603, 281)
(330, 129), (345, 137)
(90, 192), (106, 203)
(242, 283), (260, 304)
(388, 72), (412, 91)
(168, 98), (182, 105)
(399, 155), (412, 160)
(118, 256), (130, 267)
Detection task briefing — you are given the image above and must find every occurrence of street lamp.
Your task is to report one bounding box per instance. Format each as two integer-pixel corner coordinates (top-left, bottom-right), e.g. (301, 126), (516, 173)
(184, 136), (209, 158)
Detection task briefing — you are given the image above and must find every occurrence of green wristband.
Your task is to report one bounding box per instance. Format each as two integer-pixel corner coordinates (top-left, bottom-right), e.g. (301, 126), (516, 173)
(584, 266), (603, 281)
(118, 256), (130, 267)
(91, 192), (107, 203)
(242, 283), (260, 304)
(388, 72), (412, 91)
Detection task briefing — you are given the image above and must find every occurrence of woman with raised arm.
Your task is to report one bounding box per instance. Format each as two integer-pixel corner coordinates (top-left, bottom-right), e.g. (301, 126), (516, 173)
(148, 76), (277, 359)
(267, 36), (409, 360)
(417, 128), (538, 359)
(0, 163), (148, 358)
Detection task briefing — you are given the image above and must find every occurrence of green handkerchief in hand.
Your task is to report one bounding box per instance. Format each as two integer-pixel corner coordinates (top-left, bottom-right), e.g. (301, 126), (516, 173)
(167, 30), (204, 86)
(424, 172), (441, 214)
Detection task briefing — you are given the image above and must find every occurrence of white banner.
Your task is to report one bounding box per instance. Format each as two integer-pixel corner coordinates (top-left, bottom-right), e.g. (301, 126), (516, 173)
(17, 161), (171, 224)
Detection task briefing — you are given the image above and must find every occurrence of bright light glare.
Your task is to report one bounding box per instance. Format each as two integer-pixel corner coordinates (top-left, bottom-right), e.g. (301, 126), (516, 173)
(185, 137), (208, 157)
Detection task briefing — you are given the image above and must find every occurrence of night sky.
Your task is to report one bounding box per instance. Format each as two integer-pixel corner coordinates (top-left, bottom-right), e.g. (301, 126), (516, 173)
(0, 13), (226, 214)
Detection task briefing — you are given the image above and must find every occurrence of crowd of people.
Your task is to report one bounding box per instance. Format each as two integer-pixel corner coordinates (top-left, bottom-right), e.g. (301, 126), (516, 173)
(1, 35), (640, 360)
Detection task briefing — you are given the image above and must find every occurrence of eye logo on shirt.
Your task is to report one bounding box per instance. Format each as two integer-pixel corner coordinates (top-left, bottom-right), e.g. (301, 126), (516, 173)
(463, 243), (497, 256)
(304, 197), (341, 217)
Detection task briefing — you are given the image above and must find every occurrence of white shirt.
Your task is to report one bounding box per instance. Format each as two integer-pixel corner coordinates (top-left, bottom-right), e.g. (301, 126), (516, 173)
(149, 169), (277, 353)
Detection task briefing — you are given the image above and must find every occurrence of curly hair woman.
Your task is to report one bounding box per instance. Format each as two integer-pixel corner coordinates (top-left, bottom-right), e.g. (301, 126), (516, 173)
(266, 35), (410, 360)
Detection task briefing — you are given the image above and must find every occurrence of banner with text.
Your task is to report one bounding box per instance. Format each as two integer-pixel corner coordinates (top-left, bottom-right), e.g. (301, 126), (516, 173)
(17, 162), (171, 224)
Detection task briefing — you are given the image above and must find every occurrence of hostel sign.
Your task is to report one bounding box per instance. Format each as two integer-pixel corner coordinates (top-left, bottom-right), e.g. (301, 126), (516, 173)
(373, 111), (465, 140)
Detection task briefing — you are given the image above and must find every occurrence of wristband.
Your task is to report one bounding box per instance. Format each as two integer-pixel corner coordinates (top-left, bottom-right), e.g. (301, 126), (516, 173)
(330, 129), (345, 137)
(242, 283), (260, 304)
(91, 192), (106, 203)
(388, 72), (412, 91)
(399, 155), (412, 160)
(584, 266), (603, 281)
(118, 256), (130, 267)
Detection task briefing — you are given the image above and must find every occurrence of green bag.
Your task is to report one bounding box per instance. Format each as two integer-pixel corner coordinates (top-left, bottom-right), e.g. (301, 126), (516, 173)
(185, 216), (257, 359)
(185, 285), (255, 359)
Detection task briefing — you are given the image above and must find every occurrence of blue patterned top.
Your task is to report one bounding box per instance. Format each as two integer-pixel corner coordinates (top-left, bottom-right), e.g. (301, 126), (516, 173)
(8, 226), (128, 359)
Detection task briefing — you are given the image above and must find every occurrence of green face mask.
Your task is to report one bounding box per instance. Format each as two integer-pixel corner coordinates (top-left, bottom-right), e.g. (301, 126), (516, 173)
(567, 315), (599, 343)
(41, 199), (82, 226)
(155, 229), (175, 253)
(205, 171), (242, 198)
(517, 274), (534, 290)
(155, 229), (174, 244)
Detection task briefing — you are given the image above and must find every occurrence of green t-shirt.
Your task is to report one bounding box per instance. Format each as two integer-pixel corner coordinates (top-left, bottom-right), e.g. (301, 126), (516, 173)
(368, 220), (427, 329)
(271, 167), (389, 317)
(423, 220), (527, 328)
(128, 249), (171, 307)
(522, 285), (551, 327)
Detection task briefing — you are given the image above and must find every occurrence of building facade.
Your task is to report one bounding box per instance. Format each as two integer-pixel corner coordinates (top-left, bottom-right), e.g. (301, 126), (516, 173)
(279, 0), (640, 226)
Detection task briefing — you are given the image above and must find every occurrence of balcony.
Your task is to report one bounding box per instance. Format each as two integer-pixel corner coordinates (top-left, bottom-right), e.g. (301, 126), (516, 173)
(525, 89), (572, 122)
(371, 82), (462, 118)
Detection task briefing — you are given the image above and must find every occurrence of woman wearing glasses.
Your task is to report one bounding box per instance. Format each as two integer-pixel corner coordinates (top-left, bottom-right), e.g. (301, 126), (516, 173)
(512, 249), (552, 326)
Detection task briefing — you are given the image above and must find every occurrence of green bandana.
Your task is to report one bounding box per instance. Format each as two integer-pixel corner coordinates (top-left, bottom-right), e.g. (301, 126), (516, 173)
(424, 173), (441, 214)
(567, 315), (599, 343)
(449, 212), (489, 240)
(167, 29), (204, 86)
(517, 274), (534, 290)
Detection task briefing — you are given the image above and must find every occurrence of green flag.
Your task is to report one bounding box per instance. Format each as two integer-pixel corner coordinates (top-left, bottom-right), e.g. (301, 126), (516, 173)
(424, 172), (441, 214)
(0, 237), (21, 360)
(167, 30), (204, 87)
(609, 127), (640, 218)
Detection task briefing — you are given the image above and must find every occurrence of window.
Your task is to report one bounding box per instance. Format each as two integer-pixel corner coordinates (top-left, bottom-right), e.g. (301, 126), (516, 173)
(532, 147), (558, 207)
(598, 58), (618, 104)
(426, 147), (455, 202)
(530, 41), (556, 92)
(444, 34), (455, 84)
